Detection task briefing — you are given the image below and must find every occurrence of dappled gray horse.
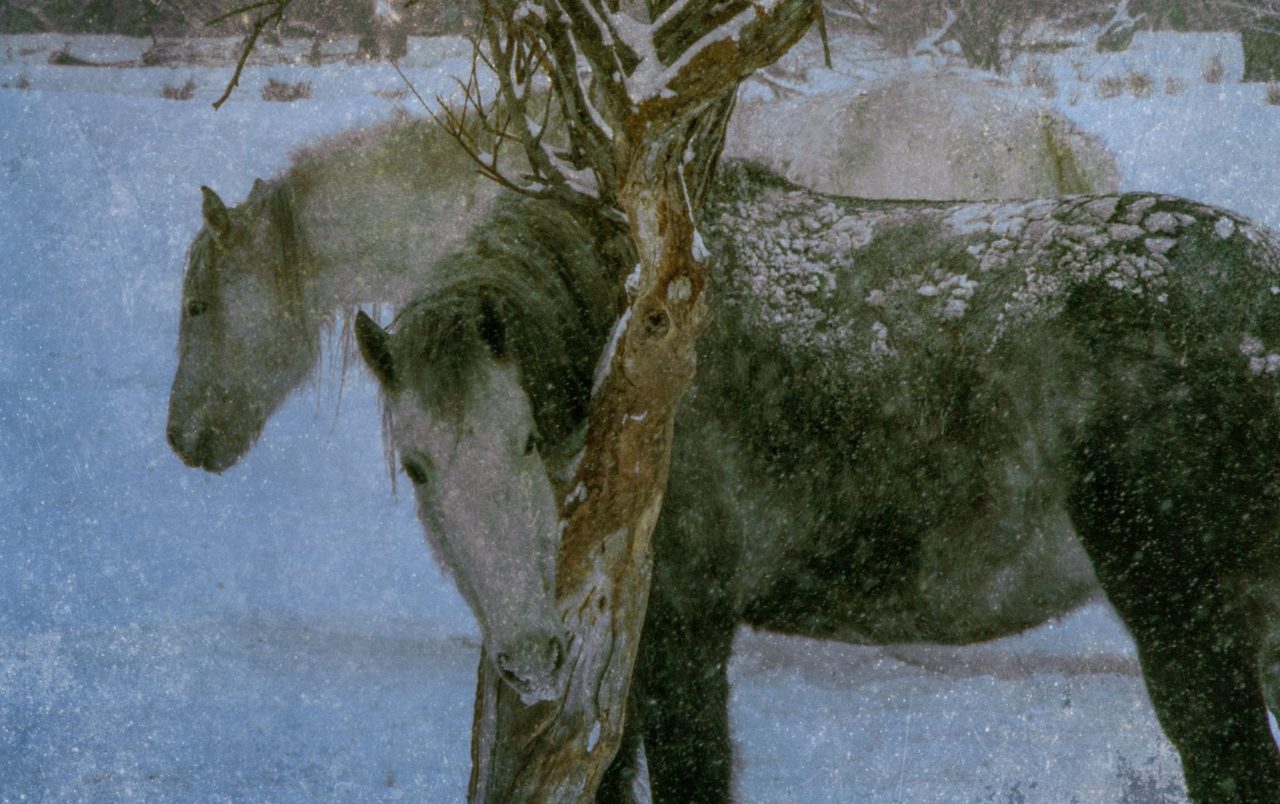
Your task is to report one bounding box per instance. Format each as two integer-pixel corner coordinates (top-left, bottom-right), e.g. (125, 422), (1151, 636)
(354, 162), (1280, 802)
(628, 163), (1280, 802)
(169, 144), (1280, 799)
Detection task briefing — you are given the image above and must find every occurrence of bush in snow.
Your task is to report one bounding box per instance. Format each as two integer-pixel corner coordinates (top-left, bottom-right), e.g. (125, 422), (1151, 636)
(1096, 74), (1126, 99)
(161, 79), (195, 101)
(1203, 53), (1226, 84)
(1267, 82), (1280, 106)
(261, 78), (311, 102)
(1164, 75), (1185, 96)
(1127, 70), (1154, 98)
(48, 47), (93, 66)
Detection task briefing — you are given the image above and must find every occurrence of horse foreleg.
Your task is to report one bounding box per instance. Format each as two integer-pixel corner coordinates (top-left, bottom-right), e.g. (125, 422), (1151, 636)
(625, 585), (737, 804)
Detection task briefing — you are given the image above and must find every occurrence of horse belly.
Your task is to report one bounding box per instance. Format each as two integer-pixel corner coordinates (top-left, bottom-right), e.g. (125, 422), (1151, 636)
(740, 511), (1098, 647)
(900, 504), (1099, 644)
(733, 420), (1099, 646)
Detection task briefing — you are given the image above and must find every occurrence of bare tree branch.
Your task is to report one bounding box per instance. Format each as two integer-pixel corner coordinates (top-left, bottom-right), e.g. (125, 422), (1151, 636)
(816, 3), (833, 68)
(1213, 0), (1280, 32)
(824, 0), (878, 31)
(210, 0), (294, 110)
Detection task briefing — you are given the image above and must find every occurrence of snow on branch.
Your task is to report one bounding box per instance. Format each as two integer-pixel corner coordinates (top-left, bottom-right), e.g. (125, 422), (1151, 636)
(631, 1), (819, 119)
(1104, 0), (1134, 28)
(453, 0), (815, 213)
(823, 0), (877, 28)
(912, 6), (955, 58)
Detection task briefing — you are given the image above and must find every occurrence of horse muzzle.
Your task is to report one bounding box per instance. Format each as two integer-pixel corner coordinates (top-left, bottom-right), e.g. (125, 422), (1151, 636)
(166, 418), (246, 474)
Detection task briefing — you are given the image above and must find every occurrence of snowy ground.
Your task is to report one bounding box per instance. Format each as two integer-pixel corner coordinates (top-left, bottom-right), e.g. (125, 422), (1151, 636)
(3, 24), (1279, 802)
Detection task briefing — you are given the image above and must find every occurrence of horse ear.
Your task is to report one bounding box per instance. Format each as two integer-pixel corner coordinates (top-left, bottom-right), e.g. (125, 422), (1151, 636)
(478, 295), (508, 359)
(355, 310), (397, 388)
(201, 185), (231, 238)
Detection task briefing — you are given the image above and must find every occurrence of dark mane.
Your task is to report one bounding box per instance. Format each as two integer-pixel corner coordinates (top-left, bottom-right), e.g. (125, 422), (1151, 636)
(389, 193), (627, 447)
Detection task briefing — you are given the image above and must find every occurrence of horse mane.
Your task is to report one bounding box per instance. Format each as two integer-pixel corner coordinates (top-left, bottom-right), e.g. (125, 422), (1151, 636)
(388, 193), (627, 448)
(261, 180), (313, 313)
(286, 108), (488, 200)
(183, 177), (316, 346)
(281, 111), (490, 400)
(289, 108), (428, 171)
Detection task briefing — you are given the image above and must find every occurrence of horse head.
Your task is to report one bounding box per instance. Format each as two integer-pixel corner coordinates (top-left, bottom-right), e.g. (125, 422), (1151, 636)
(167, 182), (316, 473)
(356, 308), (567, 703)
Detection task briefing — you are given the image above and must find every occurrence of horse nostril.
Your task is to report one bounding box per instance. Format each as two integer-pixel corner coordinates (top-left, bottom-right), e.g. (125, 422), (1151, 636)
(495, 633), (566, 686)
(493, 634), (568, 703)
(548, 636), (565, 673)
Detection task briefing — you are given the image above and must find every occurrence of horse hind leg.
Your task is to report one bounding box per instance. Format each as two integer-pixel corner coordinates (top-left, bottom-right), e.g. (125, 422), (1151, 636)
(1076, 524), (1280, 801)
(1069, 410), (1280, 801)
(1120, 601), (1279, 802)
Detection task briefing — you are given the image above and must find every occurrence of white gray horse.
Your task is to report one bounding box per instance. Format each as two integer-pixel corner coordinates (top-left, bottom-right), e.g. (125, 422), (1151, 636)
(167, 117), (503, 471)
(353, 162), (1280, 802)
(169, 99), (1114, 472)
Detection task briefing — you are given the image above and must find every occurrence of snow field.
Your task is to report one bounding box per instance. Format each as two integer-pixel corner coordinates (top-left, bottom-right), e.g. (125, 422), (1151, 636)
(5, 25), (1280, 800)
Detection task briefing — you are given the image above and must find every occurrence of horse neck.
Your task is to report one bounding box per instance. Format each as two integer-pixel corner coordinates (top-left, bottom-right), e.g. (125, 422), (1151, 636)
(288, 123), (507, 312)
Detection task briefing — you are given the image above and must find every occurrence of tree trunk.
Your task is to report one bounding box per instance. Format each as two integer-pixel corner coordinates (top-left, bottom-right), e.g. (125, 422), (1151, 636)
(467, 131), (715, 804)
(463, 3), (816, 799)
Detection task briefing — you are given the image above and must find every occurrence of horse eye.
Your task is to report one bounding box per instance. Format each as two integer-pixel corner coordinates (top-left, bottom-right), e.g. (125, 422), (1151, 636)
(402, 458), (430, 486)
(524, 432), (543, 456)
(186, 300), (209, 318)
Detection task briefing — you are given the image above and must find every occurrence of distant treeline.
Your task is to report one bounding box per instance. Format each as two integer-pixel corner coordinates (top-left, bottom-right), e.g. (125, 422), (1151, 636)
(3, 0), (1277, 81)
(833, 1), (1279, 80)
(0, 0), (477, 37)
(868, 0), (1278, 55)
(2, 0), (1272, 39)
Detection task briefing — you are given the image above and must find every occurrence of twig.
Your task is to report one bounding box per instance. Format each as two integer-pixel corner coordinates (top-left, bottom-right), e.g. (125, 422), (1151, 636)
(816, 3), (831, 68)
(837, 0), (878, 30)
(390, 58), (432, 113)
(210, 0), (294, 110)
